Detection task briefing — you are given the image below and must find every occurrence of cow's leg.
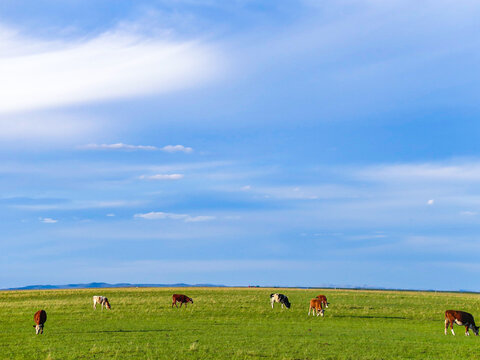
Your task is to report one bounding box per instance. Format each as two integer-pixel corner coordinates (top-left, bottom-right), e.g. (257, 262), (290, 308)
(445, 319), (448, 335)
(281, 303), (284, 309)
(271, 299), (274, 309)
(451, 322), (455, 336)
(466, 326), (470, 336)
(308, 306), (311, 316)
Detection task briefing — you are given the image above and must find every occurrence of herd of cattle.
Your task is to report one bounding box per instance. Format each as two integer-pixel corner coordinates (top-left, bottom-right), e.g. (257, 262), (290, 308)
(32, 292), (480, 337)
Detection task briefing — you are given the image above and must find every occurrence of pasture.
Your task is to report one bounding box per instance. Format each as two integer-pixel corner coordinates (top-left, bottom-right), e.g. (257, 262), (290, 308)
(1, 287), (480, 359)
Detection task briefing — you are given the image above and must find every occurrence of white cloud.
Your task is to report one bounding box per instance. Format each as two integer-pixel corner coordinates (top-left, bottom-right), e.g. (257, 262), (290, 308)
(185, 215), (216, 222)
(17, 200), (143, 211)
(140, 174), (184, 180)
(134, 211), (215, 222)
(81, 143), (193, 153)
(106, 213), (116, 217)
(427, 199), (434, 205)
(358, 162), (480, 182)
(39, 217), (58, 224)
(460, 211), (477, 216)
(161, 145), (193, 153)
(0, 24), (223, 114)
(82, 143), (157, 150)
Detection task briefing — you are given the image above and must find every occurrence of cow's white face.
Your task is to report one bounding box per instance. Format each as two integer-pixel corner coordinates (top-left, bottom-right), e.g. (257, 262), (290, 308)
(34, 324), (43, 334)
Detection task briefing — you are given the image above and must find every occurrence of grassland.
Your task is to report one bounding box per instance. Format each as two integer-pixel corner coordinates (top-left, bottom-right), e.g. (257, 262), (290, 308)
(1, 287), (480, 359)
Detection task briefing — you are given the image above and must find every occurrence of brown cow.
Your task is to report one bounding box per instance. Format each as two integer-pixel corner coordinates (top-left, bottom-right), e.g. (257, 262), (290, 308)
(172, 294), (193, 308)
(33, 310), (47, 334)
(308, 299), (324, 317)
(445, 310), (479, 336)
(316, 295), (329, 309)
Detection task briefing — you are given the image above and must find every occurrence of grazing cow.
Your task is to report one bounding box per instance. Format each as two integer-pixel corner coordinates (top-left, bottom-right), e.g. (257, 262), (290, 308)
(172, 294), (193, 308)
(308, 299), (325, 317)
(93, 295), (111, 310)
(270, 293), (291, 309)
(316, 295), (329, 309)
(445, 310), (479, 336)
(33, 310), (47, 334)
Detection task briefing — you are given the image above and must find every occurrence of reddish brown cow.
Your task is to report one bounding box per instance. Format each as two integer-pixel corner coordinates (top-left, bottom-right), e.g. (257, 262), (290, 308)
(33, 310), (47, 334)
(308, 299), (324, 317)
(316, 295), (329, 309)
(445, 310), (479, 336)
(172, 294), (193, 308)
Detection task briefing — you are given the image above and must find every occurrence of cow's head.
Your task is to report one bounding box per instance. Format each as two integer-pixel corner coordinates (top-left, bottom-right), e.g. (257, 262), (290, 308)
(188, 298), (193, 304)
(472, 325), (479, 336)
(105, 300), (111, 310)
(284, 300), (291, 309)
(34, 324), (44, 334)
(325, 302), (330, 308)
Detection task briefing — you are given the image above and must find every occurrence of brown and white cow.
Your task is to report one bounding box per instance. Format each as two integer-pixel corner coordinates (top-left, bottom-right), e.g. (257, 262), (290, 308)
(445, 310), (479, 336)
(33, 310), (47, 334)
(316, 295), (329, 309)
(172, 294), (193, 308)
(308, 299), (324, 317)
(93, 295), (111, 310)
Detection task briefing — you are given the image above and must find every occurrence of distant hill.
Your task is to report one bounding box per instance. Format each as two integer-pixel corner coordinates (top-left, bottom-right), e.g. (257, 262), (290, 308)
(4, 282), (226, 291)
(3, 283), (478, 293)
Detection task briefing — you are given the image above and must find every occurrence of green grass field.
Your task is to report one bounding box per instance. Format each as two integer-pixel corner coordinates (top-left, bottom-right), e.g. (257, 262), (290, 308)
(1, 287), (480, 359)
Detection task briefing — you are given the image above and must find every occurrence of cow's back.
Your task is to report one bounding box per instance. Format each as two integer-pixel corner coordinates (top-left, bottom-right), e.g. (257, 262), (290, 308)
(446, 310), (475, 324)
(34, 310), (47, 325)
(173, 294), (187, 302)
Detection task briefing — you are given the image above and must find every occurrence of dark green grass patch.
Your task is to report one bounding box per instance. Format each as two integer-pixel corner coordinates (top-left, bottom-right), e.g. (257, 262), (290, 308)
(1, 288), (480, 359)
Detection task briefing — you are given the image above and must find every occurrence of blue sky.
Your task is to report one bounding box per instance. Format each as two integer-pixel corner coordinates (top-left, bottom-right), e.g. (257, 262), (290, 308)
(1, 0), (480, 290)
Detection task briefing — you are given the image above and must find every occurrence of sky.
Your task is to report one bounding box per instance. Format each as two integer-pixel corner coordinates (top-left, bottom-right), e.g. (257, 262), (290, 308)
(1, 0), (480, 290)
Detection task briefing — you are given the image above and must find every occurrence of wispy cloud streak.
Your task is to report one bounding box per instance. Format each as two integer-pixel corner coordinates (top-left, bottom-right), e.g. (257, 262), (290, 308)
(81, 143), (193, 152)
(0, 25), (223, 114)
(139, 174), (184, 180)
(134, 211), (215, 222)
